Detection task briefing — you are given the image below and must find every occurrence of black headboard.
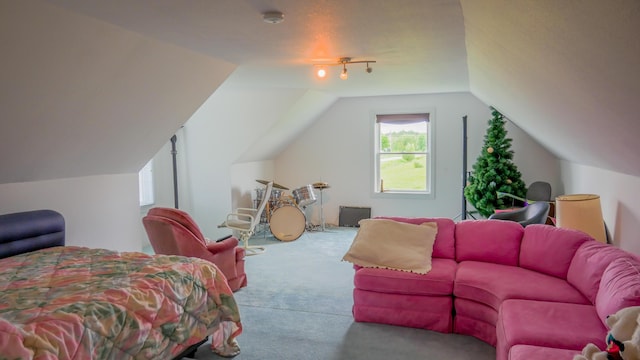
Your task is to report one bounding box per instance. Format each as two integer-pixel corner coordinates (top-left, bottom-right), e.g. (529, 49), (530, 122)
(0, 209), (65, 259)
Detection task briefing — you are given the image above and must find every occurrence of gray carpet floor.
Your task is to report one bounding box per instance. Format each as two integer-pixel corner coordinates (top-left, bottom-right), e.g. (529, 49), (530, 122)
(193, 226), (496, 360)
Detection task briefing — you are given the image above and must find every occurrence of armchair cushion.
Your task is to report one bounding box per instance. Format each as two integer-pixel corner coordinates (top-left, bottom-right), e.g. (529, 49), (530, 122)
(147, 207), (206, 244)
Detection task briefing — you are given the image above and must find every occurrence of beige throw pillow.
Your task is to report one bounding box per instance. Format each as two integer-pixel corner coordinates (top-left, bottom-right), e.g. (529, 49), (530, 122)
(342, 218), (438, 274)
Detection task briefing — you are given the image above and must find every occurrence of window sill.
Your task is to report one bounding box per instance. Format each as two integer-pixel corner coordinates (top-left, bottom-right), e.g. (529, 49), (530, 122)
(372, 191), (434, 200)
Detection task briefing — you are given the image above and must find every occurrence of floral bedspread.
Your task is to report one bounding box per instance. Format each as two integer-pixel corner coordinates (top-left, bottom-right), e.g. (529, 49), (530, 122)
(0, 246), (242, 359)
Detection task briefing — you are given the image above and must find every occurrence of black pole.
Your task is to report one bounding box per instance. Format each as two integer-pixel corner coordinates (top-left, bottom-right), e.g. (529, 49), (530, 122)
(462, 116), (468, 220)
(170, 135), (179, 209)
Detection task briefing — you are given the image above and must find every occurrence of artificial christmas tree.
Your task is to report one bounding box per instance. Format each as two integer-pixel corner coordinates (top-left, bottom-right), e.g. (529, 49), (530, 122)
(464, 108), (527, 218)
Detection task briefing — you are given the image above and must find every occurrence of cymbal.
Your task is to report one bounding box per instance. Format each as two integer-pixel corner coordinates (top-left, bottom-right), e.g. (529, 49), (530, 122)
(256, 179), (289, 190)
(313, 182), (330, 189)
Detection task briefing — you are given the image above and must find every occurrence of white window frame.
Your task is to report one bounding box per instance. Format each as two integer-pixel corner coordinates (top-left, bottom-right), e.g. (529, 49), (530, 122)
(139, 160), (155, 206)
(373, 111), (434, 198)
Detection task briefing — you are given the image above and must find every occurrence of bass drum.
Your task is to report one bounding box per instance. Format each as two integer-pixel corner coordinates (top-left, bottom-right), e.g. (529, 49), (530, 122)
(269, 205), (306, 242)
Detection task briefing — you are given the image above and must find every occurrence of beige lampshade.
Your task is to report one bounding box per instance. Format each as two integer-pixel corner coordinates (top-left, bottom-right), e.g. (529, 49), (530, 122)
(555, 194), (607, 243)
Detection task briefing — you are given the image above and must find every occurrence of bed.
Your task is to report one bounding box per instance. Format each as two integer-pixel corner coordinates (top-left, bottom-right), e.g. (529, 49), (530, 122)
(0, 209), (242, 359)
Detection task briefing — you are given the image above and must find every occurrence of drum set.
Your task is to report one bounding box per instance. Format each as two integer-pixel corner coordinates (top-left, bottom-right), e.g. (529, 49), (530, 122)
(254, 179), (329, 242)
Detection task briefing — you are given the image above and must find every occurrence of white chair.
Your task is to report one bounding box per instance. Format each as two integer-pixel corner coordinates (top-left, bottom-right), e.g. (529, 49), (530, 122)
(222, 181), (272, 255)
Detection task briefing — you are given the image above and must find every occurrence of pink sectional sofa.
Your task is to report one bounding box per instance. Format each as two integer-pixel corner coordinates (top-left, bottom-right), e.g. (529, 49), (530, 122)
(351, 217), (640, 360)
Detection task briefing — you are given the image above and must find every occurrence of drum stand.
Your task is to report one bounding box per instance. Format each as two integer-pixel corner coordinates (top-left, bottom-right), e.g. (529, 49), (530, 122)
(307, 186), (328, 232)
(318, 187), (327, 231)
(304, 206), (321, 232)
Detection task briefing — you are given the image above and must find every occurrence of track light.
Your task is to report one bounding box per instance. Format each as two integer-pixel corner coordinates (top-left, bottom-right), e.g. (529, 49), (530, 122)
(313, 57), (376, 80)
(340, 64), (348, 80)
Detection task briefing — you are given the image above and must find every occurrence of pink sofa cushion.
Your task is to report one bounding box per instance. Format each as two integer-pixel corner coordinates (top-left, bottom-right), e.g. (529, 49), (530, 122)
(595, 256), (640, 323)
(567, 241), (632, 304)
(454, 261), (589, 311)
(519, 225), (589, 279)
(497, 300), (606, 360)
(377, 217), (455, 259)
(455, 220), (523, 266)
(354, 258), (457, 296)
(509, 345), (583, 360)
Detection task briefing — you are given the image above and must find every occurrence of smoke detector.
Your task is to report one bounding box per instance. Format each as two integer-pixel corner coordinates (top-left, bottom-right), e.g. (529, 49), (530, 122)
(263, 11), (284, 24)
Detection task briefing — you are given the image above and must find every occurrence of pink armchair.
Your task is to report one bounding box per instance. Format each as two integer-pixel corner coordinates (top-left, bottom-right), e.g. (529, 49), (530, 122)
(142, 207), (247, 291)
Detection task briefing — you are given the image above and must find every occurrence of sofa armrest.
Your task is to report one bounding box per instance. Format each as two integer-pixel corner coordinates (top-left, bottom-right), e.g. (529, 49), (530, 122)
(206, 237), (239, 253)
(205, 237), (241, 281)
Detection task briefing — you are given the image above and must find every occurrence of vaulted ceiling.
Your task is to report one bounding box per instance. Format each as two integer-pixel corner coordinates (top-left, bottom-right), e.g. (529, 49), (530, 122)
(1, 0), (638, 184)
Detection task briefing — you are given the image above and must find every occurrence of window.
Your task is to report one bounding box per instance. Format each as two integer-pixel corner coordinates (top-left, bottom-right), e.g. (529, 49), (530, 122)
(375, 113), (431, 194)
(138, 160), (154, 206)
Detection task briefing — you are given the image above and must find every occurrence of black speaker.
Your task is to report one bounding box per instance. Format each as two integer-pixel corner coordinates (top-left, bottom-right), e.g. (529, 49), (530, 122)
(339, 206), (371, 227)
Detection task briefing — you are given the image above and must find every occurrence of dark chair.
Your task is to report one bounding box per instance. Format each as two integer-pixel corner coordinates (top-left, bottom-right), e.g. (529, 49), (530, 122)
(488, 201), (551, 227)
(143, 207), (247, 291)
(525, 181), (552, 202)
(497, 181), (552, 209)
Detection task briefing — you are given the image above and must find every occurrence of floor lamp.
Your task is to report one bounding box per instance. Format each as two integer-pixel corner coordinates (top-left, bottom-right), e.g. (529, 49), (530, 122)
(455, 115), (475, 220)
(555, 194), (607, 243)
(170, 135), (179, 209)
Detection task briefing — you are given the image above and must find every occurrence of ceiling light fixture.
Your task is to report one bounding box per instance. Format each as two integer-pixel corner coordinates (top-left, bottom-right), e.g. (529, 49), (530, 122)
(262, 11), (284, 24)
(316, 66), (327, 78)
(314, 57), (377, 80)
(340, 64), (348, 80)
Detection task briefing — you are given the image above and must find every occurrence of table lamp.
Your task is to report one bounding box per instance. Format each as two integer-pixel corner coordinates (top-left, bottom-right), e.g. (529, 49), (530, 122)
(555, 194), (607, 243)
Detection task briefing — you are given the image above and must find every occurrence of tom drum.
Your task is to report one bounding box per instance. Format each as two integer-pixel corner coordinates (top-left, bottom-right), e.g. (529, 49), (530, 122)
(269, 205), (306, 242)
(292, 184), (317, 207)
(255, 187), (283, 207)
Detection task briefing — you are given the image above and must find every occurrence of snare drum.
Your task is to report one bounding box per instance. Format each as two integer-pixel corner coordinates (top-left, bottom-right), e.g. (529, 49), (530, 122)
(292, 184), (317, 207)
(269, 204), (306, 241)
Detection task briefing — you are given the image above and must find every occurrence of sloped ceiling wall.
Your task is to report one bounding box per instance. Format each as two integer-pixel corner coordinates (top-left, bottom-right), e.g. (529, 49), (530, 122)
(1, 0), (638, 188)
(236, 89), (337, 162)
(0, 1), (235, 184)
(462, 0), (640, 177)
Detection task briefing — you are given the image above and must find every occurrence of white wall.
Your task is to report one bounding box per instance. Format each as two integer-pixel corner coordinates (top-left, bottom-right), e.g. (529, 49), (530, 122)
(507, 121), (562, 197)
(139, 127), (192, 248)
(165, 84), (316, 240)
(0, 174), (142, 252)
(230, 161), (276, 211)
(275, 92), (559, 225)
(148, 91), (561, 241)
(560, 161), (640, 256)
